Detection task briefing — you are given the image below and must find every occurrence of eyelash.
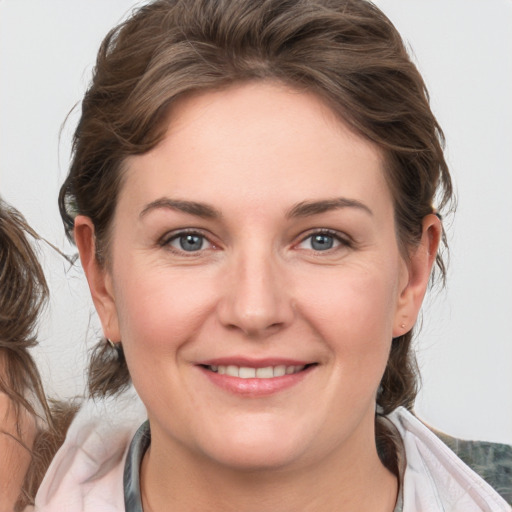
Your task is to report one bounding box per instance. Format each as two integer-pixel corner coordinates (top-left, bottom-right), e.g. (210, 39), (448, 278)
(159, 229), (215, 255)
(159, 228), (352, 256)
(296, 229), (353, 252)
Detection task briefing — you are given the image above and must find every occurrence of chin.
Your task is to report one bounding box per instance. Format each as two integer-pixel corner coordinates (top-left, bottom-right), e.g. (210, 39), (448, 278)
(206, 443), (303, 472)
(197, 421), (310, 471)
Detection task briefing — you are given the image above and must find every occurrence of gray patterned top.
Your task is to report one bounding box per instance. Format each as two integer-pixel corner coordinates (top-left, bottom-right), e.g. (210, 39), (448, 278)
(124, 421), (150, 512)
(435, 430), (512, 504)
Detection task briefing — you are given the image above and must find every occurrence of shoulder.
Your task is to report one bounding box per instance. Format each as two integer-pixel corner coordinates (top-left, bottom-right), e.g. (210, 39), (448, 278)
(387, 407), (512, 511)
(434, 429), (512, 505)
(34, 388), (146, 512)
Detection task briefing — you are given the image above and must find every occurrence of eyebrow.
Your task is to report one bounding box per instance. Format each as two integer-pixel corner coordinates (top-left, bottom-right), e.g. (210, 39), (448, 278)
(286, 198), (373, 218)
(139, 198), (221, 219)
(139, 196), (372, 220)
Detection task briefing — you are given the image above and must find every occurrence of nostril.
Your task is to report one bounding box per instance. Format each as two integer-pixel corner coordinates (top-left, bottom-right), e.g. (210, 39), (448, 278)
(216, 270), (294, 336)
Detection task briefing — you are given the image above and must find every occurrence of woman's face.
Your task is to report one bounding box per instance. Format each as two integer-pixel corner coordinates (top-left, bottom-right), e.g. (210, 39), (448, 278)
(79, 82), (434, 471)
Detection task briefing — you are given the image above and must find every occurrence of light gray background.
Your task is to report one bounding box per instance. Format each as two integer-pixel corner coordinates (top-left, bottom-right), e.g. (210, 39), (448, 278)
(1, 1), (511, 443)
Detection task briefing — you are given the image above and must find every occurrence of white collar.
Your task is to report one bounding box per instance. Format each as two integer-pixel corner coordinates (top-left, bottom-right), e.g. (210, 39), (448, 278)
(388, 407), (511, 511)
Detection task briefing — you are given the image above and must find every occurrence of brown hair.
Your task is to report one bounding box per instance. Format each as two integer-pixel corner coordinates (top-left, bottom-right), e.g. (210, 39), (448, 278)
(59, 0), (453, 470)
(0, 200), (78, 510)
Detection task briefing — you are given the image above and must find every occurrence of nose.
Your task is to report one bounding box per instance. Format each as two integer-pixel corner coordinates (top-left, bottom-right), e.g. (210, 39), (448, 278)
(217, 249), (294, 338)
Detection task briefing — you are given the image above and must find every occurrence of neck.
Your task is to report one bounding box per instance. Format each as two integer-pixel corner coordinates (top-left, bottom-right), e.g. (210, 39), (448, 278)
(140, 420), (398, 512)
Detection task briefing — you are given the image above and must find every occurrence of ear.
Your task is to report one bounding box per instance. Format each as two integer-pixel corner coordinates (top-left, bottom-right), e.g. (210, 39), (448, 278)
(393, 214), (442, 337)
(74, 215), (121, 342)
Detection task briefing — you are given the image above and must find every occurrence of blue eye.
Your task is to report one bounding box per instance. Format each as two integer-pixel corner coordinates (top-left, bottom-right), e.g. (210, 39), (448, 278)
(310, 233), (335, 251)
(297, 231), (346, 252)
(166, 232), (211, 252)
(179, 234), (204, 251)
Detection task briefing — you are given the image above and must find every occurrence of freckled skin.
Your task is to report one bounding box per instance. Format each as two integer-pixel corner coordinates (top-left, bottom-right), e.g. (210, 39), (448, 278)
(76, 82), (440, 511)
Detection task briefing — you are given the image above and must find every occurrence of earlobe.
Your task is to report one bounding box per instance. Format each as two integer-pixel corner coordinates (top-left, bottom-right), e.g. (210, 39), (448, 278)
(74, 215), (121, 342)
(393, 214), (442, 337)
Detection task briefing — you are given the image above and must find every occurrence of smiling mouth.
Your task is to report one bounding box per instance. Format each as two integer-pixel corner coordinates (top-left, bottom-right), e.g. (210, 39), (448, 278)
(202, 364), (314, 379)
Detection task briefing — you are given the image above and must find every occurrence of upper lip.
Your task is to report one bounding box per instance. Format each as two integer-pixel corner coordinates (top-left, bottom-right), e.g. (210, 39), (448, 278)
(197, 357), (314, 368)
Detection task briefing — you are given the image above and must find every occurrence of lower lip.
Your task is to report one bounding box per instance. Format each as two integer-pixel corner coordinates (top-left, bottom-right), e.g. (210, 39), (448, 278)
(198, 366), (314, 397)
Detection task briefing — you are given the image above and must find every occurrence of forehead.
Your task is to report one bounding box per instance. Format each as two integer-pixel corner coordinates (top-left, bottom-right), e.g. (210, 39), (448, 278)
(121, 81), (391, 216)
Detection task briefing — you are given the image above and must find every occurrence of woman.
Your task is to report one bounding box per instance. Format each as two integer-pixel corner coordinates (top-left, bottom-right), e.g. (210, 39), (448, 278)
(35, 0), (511, 510)
(0, 199), (77, 511)
(0, 199), (42, 511)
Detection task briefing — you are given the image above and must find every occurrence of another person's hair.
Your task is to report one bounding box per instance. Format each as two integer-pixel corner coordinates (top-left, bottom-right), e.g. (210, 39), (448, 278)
(58, 0), (454, 469)
(0, 199), (77, 510)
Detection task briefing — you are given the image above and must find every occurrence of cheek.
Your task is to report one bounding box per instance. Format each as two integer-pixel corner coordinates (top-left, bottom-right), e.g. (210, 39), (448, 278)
(112, 262), (217, 354)
(297, 261), (401, 360)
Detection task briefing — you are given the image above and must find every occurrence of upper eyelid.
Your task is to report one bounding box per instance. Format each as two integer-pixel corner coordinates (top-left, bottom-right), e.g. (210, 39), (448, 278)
(159, 228), (214, 246)
(296, 228), (352, 245)
(157, 227), (352, 249)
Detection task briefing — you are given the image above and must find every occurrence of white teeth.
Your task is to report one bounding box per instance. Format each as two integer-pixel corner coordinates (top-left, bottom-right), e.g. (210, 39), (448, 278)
(209, 364), (307, 378)
(273, 365), (286, 377)
(239, 367), (256, 378)
(226, 365), (239, 377)
(256, 366), (274, 378)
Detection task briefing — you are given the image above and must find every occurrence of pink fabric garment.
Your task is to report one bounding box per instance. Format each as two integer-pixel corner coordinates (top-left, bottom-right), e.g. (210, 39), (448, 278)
(34, 389), (145, 512)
